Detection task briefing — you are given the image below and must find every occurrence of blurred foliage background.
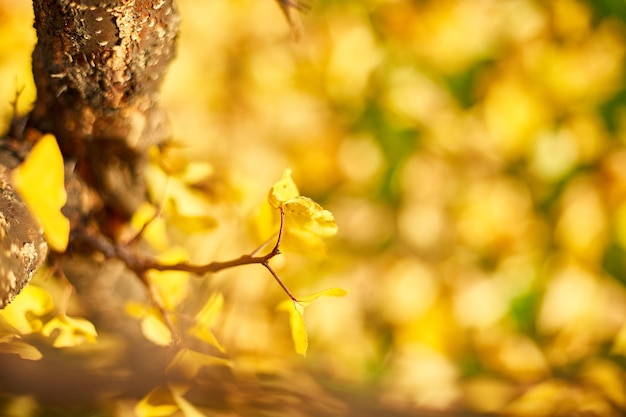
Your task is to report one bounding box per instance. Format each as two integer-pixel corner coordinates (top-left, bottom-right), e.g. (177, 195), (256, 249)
(3, 0), (626, 416)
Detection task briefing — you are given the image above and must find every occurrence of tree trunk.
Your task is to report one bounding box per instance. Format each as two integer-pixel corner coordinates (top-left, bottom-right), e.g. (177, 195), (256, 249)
(27, 0), (180, 219)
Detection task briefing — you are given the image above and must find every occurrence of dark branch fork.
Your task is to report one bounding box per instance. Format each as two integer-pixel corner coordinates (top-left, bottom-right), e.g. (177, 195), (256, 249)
(77, 205), (301, 305)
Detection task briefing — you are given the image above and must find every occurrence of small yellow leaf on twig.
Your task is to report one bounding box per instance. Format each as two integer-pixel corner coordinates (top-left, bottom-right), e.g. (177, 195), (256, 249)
(278, 288), (347, 356)
(284, 196), (338, 237)
(166, 348), (231, 380)
(298, 287), (349, 304)
(268, 169), (300, 208)
(278, 300), (308, 356)
(267, 169), (338, 255)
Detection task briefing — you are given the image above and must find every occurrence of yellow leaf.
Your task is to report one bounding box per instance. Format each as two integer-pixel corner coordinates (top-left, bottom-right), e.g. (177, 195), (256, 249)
(277, 289), (347, 356)
(284, 196), (338, 237)
(278, 300), (308, 356)
(250, 200), (278, 242)
(188, 292), (225, 351)
(166, 349), (231, 380)
(146, 314), (174, 346)
(145, 162), (215, 227)
(137, 384), (209, 417)
(129, 203), (169, 251)
(169, 213), (218, 234)
(147, 247), (190, 310)
(126, 302), (172, 346)
(0, 334), (42, 360)
(167, 198), (217, 234)
(142, 314), (173, 347)
(194, 292), (223, 326)
(189, 326), (225, 352)
(13, 134), (69, 252)
(171, 387), (208, 417)
(268, 169), (300, 208)
(282, 227), (328, 255)
(136, 385), (179, 417)
(177, 161), (214, 184)
(0, 285), (54, 333)
(298, 288), (349, 305)
(40, 315), (98, 348)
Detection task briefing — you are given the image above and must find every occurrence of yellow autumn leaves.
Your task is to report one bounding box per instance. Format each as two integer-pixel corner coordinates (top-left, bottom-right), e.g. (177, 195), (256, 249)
(133, 170), (344, 416)
(13, 133), (69, 252)
(268, 169), (346, 355)
(5, 135), (345, 359)
(0, 135), (94, 352)
(269, 168), (338, 237)
(0, 283), (97, 356)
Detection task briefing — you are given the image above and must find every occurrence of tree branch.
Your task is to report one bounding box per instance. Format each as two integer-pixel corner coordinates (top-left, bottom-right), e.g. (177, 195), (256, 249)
(76, 206), (298, 301)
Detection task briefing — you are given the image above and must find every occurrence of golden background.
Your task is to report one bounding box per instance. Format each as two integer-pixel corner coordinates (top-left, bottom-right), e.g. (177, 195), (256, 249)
(2, 0), (626, 415)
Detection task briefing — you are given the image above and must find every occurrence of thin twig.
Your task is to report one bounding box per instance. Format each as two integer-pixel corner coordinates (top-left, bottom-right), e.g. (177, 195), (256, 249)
(125, 209), (160, 246)
(262, 262), (299, 303)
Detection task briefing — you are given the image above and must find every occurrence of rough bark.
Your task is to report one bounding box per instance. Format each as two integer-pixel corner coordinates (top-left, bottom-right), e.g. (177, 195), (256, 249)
(0, 141), (48, 308)
(27, 0), (179, 218)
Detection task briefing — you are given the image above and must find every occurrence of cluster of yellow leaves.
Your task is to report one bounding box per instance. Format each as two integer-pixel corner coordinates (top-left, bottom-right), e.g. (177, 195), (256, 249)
(145, 147), (219, 239)
(0, 281), (97, 358)
(132, 169), (344, 357)
(268, 169), (346, 355)
(133, 170), (344, 416)
(269, 169), (338, 236)
(4, 126), (344, 368)
(0, 134), (95, 356)
(136, 350), (232, 417)
(130, 292), (232, 417)
(5, 0), (626, 415)
(266, 169), (338, 254)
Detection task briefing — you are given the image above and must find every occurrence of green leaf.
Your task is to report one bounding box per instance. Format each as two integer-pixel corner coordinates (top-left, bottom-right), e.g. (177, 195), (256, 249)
(268, 169), (299, 208)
